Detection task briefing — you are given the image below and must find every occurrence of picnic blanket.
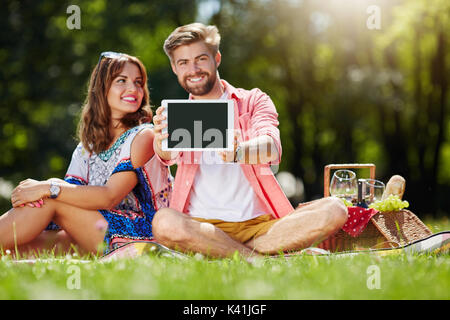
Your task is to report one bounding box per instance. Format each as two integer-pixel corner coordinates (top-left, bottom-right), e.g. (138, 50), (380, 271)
(100, 241), (189, 261)
(99, 231), (450, 260)
(301, 230), (450, 258)
(8, 231), (448, 264)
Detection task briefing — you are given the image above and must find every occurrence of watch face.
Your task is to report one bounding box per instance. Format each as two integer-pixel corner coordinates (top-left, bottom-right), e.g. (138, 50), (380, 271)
(50, 184), (60, 198)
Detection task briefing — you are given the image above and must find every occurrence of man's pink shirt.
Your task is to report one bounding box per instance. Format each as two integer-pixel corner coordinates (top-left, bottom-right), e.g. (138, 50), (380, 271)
(157, 80), (294, 219)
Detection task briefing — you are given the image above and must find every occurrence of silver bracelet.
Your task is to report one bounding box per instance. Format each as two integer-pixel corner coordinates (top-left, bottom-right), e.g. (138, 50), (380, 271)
(234, 145), (243, 163)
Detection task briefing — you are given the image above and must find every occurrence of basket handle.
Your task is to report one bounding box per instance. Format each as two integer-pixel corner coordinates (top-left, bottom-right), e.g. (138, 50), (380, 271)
(324, 163), (376, 197)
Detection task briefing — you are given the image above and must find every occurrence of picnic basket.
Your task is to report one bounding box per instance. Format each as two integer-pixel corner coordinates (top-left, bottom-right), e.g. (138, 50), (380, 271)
(318, 164), (432, 252)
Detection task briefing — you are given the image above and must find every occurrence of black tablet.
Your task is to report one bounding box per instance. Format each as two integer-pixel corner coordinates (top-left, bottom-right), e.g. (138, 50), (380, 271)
(161, 99), (234, 151)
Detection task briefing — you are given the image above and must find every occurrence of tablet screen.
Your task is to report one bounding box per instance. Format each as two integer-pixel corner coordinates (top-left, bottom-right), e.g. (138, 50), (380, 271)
(161, 99), (234, 151)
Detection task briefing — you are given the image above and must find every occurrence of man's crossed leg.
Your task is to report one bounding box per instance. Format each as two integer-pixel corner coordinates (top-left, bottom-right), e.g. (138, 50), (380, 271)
(152, 197), (348, 258)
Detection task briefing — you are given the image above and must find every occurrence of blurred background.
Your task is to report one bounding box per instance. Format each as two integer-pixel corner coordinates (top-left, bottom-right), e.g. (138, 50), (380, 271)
(0, 0), (449, 218)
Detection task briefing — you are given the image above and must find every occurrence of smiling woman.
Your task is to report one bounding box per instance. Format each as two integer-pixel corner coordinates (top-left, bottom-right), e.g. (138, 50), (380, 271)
(107, 63), (145, 125)
(80, 53), (152, 154)
(0, 52), (172, 258)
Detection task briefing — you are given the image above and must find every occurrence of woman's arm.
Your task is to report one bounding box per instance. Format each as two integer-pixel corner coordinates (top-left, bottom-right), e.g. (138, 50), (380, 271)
(11, 173), (139, 210)
(11, 128), (155, 210)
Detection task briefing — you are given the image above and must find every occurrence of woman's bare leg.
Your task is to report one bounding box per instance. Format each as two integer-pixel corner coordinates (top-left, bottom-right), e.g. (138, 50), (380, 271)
(0, 199), (107, 255)
(8, 230), (84, 258)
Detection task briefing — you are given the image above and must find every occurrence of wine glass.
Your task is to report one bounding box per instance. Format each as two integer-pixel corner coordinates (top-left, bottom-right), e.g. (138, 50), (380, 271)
(329, 170), (357, 203)
(363, 179), (385, 204)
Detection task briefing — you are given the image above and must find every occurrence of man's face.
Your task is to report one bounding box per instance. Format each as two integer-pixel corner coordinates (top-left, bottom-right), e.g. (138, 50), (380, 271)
(170, 41), (220, 96)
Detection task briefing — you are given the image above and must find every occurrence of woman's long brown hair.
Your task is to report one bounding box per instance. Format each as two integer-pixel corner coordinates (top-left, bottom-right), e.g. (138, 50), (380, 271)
(78, 54), (152, 154)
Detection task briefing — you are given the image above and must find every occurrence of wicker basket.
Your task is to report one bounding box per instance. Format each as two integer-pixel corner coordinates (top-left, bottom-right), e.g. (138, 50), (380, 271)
(319, 164), (433, 252)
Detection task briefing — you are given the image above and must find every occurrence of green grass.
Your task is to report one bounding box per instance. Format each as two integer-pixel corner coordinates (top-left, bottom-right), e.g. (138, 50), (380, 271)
(0, 218), (449, 300)
(424, 215), (450, 234)
(0, 253), (448, 300)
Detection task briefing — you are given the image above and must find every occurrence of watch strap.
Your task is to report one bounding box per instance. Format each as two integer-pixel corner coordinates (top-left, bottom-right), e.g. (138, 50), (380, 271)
(234, 145), (243, 163)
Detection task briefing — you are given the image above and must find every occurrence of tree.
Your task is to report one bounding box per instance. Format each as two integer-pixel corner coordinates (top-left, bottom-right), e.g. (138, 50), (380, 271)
(0, 0), (198, 212)
(212, 0), (449, 216)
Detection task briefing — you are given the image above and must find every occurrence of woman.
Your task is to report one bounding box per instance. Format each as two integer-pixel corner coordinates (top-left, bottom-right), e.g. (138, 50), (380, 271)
(0, 52), (172, 257)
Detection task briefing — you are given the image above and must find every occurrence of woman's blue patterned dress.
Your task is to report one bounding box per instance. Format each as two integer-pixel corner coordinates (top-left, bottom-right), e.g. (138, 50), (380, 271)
(47, 123), (172, 252)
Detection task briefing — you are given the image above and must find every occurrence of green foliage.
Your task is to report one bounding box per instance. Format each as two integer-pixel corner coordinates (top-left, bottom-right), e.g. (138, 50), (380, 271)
(0, 0), (197, 211)
(212, 0), (450, 213)
(0, 0), (449, 216)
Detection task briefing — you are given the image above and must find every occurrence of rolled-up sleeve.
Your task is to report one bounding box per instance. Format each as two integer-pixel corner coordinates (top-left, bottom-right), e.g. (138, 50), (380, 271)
(155, 152), (178, 167)
(248, 89), (282, 164)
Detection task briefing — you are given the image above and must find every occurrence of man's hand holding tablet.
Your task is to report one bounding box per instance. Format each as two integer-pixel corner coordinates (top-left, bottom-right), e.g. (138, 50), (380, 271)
(153, 100), (234, 160)
(153, 106), (174, 161)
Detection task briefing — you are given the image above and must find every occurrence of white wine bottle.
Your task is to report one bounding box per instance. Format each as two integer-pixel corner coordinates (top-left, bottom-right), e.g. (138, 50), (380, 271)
(356, 179), (368, 208)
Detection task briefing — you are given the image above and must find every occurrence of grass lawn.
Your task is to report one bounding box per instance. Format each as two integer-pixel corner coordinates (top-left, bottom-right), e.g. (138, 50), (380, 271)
(0, 218), (449, 300)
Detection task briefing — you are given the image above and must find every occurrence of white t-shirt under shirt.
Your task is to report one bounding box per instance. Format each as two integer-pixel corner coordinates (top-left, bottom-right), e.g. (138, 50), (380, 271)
(187, 92), (267, 222)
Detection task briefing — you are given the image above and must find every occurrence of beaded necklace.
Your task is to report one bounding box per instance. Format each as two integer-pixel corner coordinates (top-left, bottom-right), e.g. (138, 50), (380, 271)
(98, 127), (136, 161)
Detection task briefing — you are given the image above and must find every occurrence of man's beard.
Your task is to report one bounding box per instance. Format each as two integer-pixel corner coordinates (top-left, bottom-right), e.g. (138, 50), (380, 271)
(180, 71), (217, 96)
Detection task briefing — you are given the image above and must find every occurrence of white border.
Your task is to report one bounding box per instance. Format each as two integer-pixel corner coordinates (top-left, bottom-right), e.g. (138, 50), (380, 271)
(161, 99), (235, 151)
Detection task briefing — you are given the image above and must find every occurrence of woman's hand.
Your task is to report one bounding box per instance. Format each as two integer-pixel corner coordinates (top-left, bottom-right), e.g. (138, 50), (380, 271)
(21, 199), (44, 208)
(11, 179), (49, 208)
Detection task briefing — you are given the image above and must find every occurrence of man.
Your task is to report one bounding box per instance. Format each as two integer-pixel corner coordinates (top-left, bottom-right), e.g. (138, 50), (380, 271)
(151, 23), (347, 258)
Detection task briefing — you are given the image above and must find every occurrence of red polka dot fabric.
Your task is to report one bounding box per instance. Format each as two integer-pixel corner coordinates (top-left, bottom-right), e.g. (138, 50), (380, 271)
(342, 207), (379, 237)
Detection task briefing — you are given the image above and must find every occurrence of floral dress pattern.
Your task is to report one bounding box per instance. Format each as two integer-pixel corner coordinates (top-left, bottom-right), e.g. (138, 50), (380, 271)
(46, 124), (172, 252)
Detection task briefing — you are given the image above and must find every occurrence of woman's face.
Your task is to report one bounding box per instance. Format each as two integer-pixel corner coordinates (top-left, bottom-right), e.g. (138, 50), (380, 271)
(107, 61), (144, 122)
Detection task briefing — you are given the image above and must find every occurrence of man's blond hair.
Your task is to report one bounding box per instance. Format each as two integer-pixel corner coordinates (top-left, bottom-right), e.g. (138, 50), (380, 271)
(163, 22), (221, 60)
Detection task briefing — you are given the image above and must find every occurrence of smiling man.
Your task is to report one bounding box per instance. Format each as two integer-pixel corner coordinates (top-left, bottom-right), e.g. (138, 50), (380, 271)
(151, 23), (348, 258)
(171, 42), (219, 97)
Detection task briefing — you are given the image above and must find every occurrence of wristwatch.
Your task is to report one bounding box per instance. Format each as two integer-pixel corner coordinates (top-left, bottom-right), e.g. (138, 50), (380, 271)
(49, 181), (61, 199)
(234, 145), (243, 163)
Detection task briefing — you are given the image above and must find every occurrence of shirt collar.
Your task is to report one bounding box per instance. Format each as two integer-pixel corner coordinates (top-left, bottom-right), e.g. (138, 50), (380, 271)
(221, 79), (243, 101)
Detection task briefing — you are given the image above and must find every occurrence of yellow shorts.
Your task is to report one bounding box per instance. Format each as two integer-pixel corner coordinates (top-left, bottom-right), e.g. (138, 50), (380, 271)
(192, 214), (277, 243)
